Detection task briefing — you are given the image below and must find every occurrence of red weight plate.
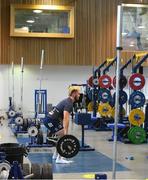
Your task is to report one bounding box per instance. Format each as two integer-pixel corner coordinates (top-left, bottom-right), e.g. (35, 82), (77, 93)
(88, 76), (93, 87)
(129, 73), (145, 90)
(99, 75), (112, 88)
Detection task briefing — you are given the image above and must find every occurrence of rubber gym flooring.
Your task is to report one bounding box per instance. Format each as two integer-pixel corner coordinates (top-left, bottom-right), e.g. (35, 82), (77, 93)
(0, 119), (148, 179)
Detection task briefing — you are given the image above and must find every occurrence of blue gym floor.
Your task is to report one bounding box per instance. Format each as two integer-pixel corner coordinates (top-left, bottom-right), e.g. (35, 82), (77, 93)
(17, 136), (128, 173)
(28, 151), (129, 173)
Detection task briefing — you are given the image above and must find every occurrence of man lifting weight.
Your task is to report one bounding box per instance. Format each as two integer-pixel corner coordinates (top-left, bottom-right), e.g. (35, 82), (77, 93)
(43, 86), (80, 163)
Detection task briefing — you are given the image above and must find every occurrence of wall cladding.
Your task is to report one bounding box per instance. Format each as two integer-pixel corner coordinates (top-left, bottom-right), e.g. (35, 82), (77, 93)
(0, 0), (148, 65)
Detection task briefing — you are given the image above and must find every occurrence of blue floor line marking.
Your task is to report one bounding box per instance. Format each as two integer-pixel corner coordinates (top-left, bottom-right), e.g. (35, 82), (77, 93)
(28, 152), (129, 173)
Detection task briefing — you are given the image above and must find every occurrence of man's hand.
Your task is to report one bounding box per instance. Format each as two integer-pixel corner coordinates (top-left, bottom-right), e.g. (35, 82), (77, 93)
(63, 111), (70, 135)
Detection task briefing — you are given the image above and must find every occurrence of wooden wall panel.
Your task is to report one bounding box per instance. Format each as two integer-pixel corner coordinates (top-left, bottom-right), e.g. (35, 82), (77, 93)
(0, 0), (148, 65)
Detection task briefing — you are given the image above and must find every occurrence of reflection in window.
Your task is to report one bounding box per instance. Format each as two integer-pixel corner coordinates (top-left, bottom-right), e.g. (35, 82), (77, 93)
(15, 9), (70, 34)
(122, 5), (148, 51)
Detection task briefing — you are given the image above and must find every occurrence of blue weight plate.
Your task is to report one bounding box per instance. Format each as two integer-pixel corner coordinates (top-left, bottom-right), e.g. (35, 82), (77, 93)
(113, 90), (128, 105)
(129, 91), (145, 108)
(98, 88), (112, 103)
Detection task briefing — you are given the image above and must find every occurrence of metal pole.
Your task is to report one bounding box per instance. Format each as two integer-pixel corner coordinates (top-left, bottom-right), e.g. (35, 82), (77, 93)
(20, 57), (24, 113)
(37, 49), (45, 118)
(11, 61), (15, 107)
(112, 5), (123, 180)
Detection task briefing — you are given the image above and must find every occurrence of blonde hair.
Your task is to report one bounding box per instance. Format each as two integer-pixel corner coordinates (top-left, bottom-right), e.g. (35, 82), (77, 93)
(68, 86), (80, 96)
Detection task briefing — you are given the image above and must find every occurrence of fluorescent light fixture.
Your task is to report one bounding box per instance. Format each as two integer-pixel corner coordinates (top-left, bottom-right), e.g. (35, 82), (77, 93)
(26, 20), (35, 23)
(137, 25), (145, 29)
(33, 10), (42, 13)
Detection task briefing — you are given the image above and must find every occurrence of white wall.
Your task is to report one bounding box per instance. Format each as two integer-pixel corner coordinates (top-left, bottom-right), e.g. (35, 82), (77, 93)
(0, 65), (93, 114)
(0, 64), (147, 116)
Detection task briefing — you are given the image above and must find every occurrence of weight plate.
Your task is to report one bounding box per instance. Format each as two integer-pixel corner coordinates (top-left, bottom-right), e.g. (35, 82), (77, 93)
(0, 162), (11, 172)
(129, 73), (145, 90)
(93, 78), (99, 86)
(99, 75), (112, 88)
(87, 89), (93, 101)
(129, 91), (145, 108)
(8, 110), (16, 118)
(113, 75), (127, 89)
(98, 103), (112, 117)
(56, 135), (80, 158)
(87, 101), (99, 112)
(88, 76), (93, 87)
(128, 127), (146, 144)
(98, 88), (112, 103)
(28, 126), (38, 137)
(113, 90), (128, 105)
(15, 116), (23, 125)
(42, 163), (53, 179)
(129, 109), (145, 126)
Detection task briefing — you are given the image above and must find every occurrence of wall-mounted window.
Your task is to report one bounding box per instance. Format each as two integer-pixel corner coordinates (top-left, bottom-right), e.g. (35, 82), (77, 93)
(10, 4), (74, 38)
(122, 4), (148, 51)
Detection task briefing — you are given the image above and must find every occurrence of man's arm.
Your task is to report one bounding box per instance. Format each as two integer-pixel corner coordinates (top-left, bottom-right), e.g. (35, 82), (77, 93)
(63, 111), (70, 135)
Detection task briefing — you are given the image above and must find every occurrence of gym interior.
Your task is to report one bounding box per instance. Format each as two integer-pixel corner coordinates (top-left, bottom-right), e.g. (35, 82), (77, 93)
(0, 0), (148, 179)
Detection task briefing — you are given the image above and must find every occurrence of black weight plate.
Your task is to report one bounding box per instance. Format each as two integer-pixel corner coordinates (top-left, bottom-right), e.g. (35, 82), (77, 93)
(113, 90), (128, 105)
(56, 135), (80, 158)
(42, 163), (53, 179)
(113, 75), (127, 89)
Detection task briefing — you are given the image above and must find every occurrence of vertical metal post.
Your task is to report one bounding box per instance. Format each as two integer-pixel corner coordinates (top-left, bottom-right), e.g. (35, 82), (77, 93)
(112, 5), (123, 180)
(12, 61), (15, 107)
(20, 57), (24, 113)
(37, 49), (45, 118)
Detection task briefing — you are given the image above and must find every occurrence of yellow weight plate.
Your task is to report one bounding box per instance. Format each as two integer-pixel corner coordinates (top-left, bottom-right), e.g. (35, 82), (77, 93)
(98, 103), (112, 117)
(129, 109), (145, 126)
(87, 102), (99, 112)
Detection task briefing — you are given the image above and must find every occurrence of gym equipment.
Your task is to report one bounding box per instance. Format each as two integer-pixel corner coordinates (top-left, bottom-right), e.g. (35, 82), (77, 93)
(35, 49), (46, 119)
(0, 151), (53, 179)
(129, 109), (145, 126)
(98, 75), (112, 89)
(98, 103), (112, 117)
(88, 76), (99, 87)
(89, 60), (109, 117)
(75, 113), (95, 151)
(56, 135), (80, 158)
(111, 107), (126, 118)
(128, 126), (146, 144)
(113, 74), (127, 89)
(107, 123), (126, 141)
(98, 88), (112, 103)
(113, 90), (128, 105)
(129, 91), (145, 108)
(35, 89), (47, 118)
(87, 101), (99, 112)
(144, 103), (148, 132)
(129, 73), (145, 90)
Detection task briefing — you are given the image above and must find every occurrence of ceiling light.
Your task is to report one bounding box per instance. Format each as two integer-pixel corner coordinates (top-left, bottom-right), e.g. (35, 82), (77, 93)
(146, 38), (148, 40)
(26, 20), (35, 23)
(33, 10), (42, 13)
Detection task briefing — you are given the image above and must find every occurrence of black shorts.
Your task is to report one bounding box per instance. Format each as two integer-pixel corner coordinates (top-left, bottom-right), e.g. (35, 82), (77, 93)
(43, 116), (63, 134)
